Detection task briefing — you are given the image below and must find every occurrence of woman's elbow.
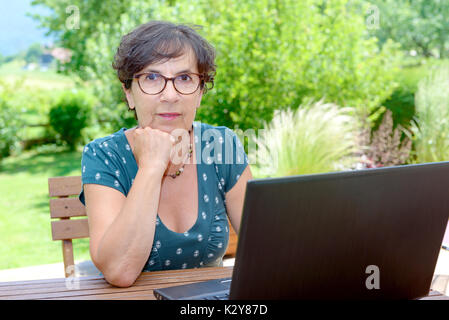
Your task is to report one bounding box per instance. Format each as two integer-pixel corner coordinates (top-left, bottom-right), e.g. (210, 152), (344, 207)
(94, 259), (139, 288)
(105, 271), (138, 288)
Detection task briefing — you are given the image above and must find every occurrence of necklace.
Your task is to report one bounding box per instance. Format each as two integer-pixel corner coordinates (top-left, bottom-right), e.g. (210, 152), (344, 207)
(164, 143), (193, 179)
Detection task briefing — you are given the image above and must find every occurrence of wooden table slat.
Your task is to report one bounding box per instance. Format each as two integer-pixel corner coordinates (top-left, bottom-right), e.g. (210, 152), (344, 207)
(0, 269), (232, 298)
(1, 267), (232, 300)
(0, 266), (228, 288)
(40, 280), (222, 300)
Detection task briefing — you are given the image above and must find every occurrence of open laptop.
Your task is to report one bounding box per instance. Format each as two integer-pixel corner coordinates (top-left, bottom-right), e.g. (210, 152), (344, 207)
(154, 162), (449, 300)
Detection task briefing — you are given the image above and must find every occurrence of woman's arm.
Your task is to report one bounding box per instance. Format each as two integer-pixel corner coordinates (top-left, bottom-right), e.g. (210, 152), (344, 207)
(225, 165), (253, 234)
(85, 166), (164, 287)
(84, 127), (175, 287)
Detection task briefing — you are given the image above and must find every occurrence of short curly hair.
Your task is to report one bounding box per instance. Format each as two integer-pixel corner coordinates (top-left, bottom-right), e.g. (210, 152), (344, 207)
(113, 21), (216, 120)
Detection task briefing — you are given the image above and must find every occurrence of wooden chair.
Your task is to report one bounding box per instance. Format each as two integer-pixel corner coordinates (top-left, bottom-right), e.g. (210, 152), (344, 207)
(48, 176), (238, 277)
(48, 176), (90, 278)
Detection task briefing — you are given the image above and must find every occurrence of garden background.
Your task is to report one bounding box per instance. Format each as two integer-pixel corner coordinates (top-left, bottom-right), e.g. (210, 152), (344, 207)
(1, 0), (449, 270)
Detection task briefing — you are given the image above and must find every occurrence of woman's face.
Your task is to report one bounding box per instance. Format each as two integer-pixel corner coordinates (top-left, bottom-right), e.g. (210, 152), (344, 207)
(123, 47), (203, 134)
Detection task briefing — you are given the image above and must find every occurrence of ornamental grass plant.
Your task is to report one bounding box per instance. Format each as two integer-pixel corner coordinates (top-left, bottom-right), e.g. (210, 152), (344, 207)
(411, 65), (449, 163)
(253, 100), (360, 178)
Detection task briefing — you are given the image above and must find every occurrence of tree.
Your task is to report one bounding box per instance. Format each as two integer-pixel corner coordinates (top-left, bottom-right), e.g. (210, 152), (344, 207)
(31, 0), (401, 131)
(24, 43), (44, 64)
(369, 0), (449, 58)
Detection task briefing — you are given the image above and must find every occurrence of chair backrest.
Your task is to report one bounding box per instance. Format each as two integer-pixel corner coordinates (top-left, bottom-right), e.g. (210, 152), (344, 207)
(48, 176), (238, 277)
(48, 176), (89, 278)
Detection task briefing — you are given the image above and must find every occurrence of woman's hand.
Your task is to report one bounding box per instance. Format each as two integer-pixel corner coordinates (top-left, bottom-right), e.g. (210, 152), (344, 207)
(128, 127), (176, 173)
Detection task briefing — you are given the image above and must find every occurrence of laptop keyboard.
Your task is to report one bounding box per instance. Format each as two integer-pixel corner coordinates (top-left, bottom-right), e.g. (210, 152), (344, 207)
(153, 277), (232, 300)
(203, 292), (230, 300)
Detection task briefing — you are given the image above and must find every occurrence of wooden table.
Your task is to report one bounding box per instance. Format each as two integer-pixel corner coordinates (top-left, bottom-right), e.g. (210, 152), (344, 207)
(0, 267), (232, 300)
(0, 266), (446, 300)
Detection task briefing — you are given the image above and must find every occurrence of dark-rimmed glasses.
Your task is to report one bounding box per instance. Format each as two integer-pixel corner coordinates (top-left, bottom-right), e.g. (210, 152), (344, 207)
(132, 72), (204, 95)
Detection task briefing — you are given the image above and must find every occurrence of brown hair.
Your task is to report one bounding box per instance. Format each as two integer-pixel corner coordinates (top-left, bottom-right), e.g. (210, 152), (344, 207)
(113, 21), (216, 119)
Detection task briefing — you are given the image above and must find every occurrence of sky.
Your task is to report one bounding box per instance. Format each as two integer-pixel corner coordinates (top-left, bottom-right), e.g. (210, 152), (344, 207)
(0, 0), (53, 56)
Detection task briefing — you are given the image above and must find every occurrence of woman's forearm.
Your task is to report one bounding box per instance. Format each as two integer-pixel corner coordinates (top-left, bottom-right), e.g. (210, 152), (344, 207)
(95, 167), (164, 287)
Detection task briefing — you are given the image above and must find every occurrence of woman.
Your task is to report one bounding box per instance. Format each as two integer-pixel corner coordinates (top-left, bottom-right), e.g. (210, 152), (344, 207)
(79, 21), (252, 287)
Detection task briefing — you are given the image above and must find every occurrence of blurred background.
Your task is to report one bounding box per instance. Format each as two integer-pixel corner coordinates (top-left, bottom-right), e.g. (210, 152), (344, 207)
(0, 0), (448, 272)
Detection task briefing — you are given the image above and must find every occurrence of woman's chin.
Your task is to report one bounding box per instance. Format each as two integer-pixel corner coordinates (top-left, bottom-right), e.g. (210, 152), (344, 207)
(140, 120), (191, 134)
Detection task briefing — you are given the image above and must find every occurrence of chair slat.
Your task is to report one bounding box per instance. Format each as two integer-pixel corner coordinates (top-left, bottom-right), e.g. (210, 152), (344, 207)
(48, 176), (82, 197)
(49, 198), (86, 219)
(51, 219), (89, 241)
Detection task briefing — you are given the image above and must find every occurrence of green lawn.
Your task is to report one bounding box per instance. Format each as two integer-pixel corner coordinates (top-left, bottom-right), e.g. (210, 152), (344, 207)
(0, 146), (90, 270)
(0, 60), (74, 90)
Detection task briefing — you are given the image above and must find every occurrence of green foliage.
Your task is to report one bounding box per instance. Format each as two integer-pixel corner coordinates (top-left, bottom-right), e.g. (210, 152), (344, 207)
(377, 57), (448, 131)
(32, 0), (401, 132)
(369, 0), (449, 58)
(31, 0), (129, 78)
(0, 80), (22, 161)
(253, 100), (360, 178)
(380, 87), (415, 130)
(0, 98), (20, 161)
(411, 64), (449, 162)
(48, 90), (93, 150)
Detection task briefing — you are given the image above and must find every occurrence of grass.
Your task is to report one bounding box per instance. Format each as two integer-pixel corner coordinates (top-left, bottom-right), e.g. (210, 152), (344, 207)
(0, 60), (74, 90)
(0, 146), (90, 270)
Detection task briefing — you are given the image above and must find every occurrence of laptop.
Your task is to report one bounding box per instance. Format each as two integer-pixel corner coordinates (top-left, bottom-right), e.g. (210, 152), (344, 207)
(154, 162), (449, 300)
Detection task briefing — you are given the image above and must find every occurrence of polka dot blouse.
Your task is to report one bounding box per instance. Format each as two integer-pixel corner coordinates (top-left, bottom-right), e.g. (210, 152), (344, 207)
(79, 121), (248, 271)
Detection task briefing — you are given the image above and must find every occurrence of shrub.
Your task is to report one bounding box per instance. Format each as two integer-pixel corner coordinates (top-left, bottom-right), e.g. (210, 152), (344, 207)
(377, 58), (440, 132)
(253, 100), (360, 178)
(357, 110), (412, 168)
(48, 90), (93, 150)
(0, 80), (23, 163)
(0, 98), (20, 161)
(380, 87), (416, 130)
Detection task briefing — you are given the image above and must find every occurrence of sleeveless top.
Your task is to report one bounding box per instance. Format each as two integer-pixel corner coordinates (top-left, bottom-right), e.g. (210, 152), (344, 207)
(79, 121), (248, 271)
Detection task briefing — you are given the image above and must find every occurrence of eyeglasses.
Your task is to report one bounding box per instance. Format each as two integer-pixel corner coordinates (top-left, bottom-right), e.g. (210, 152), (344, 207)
(132, 72), (204, 95)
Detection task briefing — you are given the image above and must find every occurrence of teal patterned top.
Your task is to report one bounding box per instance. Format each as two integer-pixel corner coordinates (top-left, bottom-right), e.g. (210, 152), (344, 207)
(79, 121), (248, 271)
